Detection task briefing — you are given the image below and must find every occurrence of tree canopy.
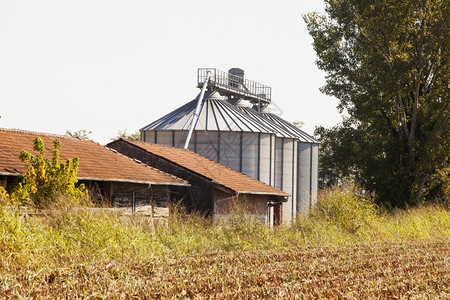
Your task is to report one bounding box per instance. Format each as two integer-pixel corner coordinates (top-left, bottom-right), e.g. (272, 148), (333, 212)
(112, 129), (141, 141)
(304, 0), (449, 207)
(66, 129), (92, 139)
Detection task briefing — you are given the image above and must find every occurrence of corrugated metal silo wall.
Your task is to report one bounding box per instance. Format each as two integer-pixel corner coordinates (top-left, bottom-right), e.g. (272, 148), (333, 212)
(219, 132), (275, 184)
(218, 132), (241, 172)
(192, 131), (219, 162)
(142, 129), (316, 224)
(258, 134), (274, 185)
(240, 132), (259, 179)
(311, 143), (319, 208)
(273, 137), (298, 224)
(291, 140), (298, 221)
(143, 130), (155, 144)
(281, 138), (297, 224)
(274, 137), (283, 190)
(297, 142), (319, 214)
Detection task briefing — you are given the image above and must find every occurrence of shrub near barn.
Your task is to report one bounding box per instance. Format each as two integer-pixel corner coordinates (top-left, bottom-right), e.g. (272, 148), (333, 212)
(13, 137), (89, 208)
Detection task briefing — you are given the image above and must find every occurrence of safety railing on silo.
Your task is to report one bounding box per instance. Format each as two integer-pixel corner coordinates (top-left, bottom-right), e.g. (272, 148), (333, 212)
(197, 68), (272, 105)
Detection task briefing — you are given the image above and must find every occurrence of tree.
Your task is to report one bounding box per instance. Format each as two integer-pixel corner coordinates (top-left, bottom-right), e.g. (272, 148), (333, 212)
(15, 137), (88, 208)
(314, 122), (356, 188)
(304, 0), (449, 207)
(66, 129), (92, 139)
(112, 129), (141, 141)
(292, 120), (305, 129)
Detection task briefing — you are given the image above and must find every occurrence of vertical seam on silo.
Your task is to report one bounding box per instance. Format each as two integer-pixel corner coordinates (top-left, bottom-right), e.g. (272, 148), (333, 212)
(172, 130), (175, 147)
(297, 142), (300, 214)
(257, 132), (261, 181)
(281, 138), (284, 190)
(292, 139), (295, 220)
(269, 134), (272, 186)
(310, 143), (313, 211)
(155, 131), (157, 144)
(239, 132), (243, 172)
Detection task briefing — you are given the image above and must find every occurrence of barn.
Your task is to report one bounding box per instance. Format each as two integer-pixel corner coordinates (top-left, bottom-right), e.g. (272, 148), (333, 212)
(107, 139), (288, 225)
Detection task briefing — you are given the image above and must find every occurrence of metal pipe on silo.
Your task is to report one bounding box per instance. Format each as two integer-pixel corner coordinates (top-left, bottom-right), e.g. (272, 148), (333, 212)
(184, 71), (211, 149)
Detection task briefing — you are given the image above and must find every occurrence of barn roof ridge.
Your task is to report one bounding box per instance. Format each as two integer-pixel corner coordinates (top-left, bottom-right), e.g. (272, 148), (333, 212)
(0, 127), (86, 141)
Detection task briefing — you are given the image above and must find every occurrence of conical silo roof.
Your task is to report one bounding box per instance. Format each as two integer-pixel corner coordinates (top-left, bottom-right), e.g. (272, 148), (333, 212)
(260, 111), (319, 143)
(141, 91), (279, 134)
(234, 104), (296, 138)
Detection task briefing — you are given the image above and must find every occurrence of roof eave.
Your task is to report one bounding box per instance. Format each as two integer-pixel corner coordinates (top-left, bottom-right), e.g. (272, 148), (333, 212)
(0, 173), (189, 187)
(237, 191), (289, 199)
(77, 177), (190, 186)
(0, 172), (21, 176)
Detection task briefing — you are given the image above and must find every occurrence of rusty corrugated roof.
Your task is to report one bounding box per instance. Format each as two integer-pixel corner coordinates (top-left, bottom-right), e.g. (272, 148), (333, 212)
(0, 128), (188, 186)
(115, 139), (289, 197)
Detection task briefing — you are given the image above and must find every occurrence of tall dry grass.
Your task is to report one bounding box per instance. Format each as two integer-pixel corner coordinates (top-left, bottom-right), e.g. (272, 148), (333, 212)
(1, 186), (448, 261)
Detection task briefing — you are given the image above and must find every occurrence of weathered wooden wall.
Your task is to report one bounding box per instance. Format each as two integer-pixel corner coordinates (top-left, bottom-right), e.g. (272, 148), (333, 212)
(214, 189), (269, 223)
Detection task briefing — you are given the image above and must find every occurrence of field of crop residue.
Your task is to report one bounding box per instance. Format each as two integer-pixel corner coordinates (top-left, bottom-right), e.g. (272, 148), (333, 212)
(115, 240), (448, 299)
(1, 239), (448, 299)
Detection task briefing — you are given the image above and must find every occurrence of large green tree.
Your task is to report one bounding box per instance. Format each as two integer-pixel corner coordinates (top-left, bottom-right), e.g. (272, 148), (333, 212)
(304, 0), (449, 207)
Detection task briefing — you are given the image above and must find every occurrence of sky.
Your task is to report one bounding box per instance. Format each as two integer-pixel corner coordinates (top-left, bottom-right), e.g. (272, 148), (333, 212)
(0, 0), (343, 145)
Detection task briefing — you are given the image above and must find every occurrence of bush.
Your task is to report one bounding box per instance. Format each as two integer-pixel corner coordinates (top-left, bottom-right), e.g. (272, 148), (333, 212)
(0, 186), (12, 206)
(13, 137), (89, 208)
(311, 184), (378, 233)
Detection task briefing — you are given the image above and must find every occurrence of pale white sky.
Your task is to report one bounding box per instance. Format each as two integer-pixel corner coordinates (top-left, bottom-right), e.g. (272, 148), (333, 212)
(0, 0), (342, 145)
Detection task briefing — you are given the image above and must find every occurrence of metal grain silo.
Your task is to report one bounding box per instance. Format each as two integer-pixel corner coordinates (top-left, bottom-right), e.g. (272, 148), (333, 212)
(140, 68), (319, 224)
(261, 112), (319, 213)
(235, 103), (300, 222)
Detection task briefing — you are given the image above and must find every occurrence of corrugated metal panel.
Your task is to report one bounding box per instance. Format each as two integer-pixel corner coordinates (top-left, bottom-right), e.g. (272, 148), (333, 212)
(291, 140), (298, 220)
(143, 130), (155, 143)
(173, 131), (188, 148)
(241, 132), (259, 179)
(274, 137), (283, 190)
(259, 133), (272, 185)
(281, 138), (294, 224)
(311, 144), (319, 209)
(194, 131), (219, 162)
(154, 131), (172, 146)
(297, 143), (312, 214)
(219, 132), (241, 172)
(269, 135), (276, 187)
